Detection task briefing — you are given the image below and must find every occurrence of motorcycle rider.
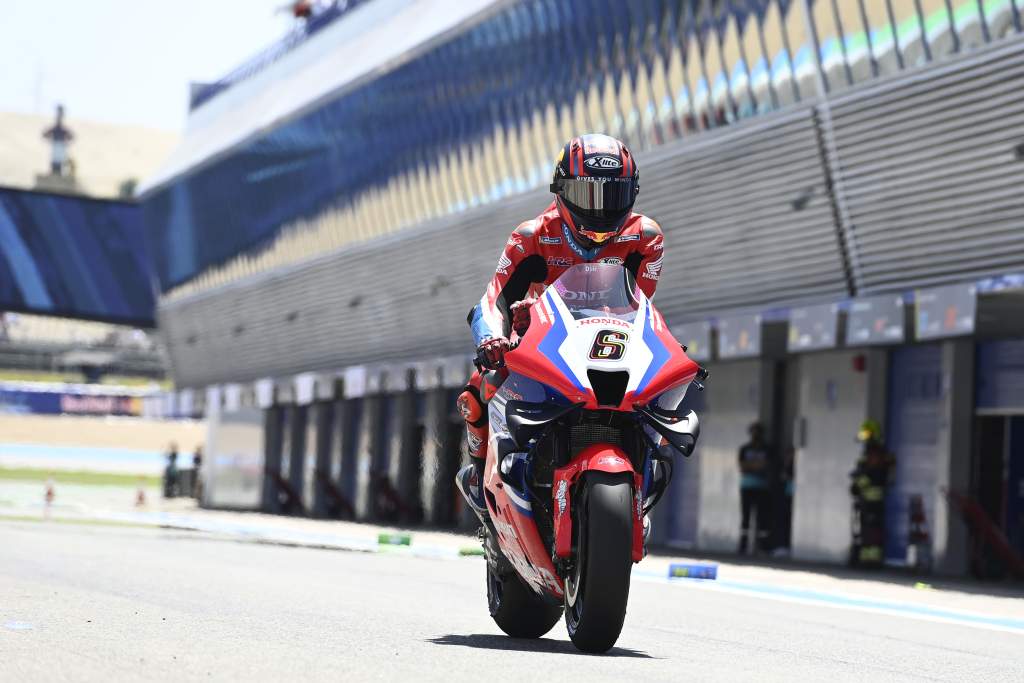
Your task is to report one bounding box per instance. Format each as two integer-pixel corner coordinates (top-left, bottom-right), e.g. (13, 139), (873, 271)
(455, 133), (664, 520)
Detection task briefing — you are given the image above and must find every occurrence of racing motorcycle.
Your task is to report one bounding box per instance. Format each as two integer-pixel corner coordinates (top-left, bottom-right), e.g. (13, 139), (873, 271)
(459, 263), (706, 653)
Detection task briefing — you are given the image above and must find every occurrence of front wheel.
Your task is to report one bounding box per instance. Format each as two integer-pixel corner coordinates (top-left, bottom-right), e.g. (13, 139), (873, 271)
(487, 563), (562, 639)
(564, 472), (633, 653)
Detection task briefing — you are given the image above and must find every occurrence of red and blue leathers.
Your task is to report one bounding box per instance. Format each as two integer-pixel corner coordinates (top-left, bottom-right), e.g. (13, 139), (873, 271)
(458, 200), (665, 460)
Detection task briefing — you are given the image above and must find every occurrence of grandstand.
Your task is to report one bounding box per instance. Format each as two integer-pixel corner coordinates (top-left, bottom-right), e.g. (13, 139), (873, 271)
(0, 312), (164, 382)
(142, 0), (1021, 300)
(0, 114), (170, 388)
(141, 1), (1024, 575)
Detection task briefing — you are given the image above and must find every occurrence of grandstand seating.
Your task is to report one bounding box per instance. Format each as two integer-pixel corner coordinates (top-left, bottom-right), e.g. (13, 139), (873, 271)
(0, 313), (163, 378)
(144, 0), (1022, 303)
(2, 314), (119, 347)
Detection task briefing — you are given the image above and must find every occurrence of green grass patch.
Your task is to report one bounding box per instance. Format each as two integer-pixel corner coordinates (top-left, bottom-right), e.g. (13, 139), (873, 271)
(0, 467), (159, 487)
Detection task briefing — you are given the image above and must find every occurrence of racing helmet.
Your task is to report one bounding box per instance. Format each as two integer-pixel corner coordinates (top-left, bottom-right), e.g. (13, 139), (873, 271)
(550, 133), (639, 248)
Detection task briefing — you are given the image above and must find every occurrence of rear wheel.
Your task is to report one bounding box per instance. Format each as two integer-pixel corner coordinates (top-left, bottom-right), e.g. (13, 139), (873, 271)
(564, 472), (633, 653)
(486, 564), (562, 639)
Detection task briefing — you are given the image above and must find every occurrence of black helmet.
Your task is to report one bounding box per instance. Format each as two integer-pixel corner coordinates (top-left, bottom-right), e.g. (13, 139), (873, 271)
(550, 133), (639, 247)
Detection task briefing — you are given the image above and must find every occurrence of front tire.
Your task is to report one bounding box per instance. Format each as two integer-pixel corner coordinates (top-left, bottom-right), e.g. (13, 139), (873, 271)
(564, 472), (633, 653)
(487, 564), (562, 638)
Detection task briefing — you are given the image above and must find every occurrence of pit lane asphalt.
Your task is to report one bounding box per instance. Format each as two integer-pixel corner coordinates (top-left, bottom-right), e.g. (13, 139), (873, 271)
(2, 520), (1021, 682)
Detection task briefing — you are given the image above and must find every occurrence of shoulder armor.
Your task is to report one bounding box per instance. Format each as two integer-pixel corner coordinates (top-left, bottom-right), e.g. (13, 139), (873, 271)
(638, 215), (663, 240)
(514, 217), (543, 240)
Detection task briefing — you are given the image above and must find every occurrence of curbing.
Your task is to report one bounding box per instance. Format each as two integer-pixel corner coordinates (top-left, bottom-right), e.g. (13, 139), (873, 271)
(71, 510), (476, 559)
(1, 508), (482, 559)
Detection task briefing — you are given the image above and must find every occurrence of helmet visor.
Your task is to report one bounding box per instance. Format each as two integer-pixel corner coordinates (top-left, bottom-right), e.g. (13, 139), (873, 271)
(554, 177), (638, 228)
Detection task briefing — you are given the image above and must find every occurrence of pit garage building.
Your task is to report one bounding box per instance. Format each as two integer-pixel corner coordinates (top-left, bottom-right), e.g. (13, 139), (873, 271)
(139, 0), (1024, 575)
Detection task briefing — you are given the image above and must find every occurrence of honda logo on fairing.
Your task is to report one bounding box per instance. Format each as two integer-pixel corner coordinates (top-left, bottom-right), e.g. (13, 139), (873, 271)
(584, 155), (622, 170)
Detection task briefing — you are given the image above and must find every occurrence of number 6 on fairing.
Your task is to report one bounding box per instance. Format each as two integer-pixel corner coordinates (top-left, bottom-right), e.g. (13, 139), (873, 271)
(589, 329), (629, 360)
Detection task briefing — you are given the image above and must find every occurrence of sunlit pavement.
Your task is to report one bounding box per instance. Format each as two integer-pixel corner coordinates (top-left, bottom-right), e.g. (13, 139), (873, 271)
(2, 518), (1022, 682)
(3, 480), (1023, 633)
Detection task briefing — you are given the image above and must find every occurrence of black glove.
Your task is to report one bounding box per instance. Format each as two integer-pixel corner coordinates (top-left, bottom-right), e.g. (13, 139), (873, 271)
(476, 337), (511, 370)
(510, 298), (536, 337)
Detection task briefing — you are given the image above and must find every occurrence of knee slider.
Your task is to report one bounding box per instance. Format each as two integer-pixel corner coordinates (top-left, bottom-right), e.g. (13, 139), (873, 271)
(457, 389), (486, 427)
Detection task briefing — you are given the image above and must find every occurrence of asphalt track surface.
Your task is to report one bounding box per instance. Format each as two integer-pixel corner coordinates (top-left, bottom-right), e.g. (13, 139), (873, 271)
(3, 520), (1022, 682)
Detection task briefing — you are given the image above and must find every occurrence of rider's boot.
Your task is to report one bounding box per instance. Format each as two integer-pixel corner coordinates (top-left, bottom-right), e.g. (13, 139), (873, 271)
(456, 456), (489, 523)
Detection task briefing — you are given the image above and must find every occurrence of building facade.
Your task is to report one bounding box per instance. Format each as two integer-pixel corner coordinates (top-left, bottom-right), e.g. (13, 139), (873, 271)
(141, 1), (1024, 575)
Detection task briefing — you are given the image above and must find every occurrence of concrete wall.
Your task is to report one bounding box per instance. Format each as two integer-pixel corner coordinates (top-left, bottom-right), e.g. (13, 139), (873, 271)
(933, 340), (974, 575)
(791, 350), (868, 563)
(420, 388), (465, 526)
(337, 398), (362, 510)
(697, 359), (762, 552)
(300, 406), (318, 509)
(312, 402), (337, 518)
(205, 406), (263, 509)
(353, 395), (380, 520)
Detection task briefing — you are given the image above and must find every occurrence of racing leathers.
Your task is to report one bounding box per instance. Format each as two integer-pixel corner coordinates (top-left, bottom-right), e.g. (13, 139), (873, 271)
(456, 200), (665, 467)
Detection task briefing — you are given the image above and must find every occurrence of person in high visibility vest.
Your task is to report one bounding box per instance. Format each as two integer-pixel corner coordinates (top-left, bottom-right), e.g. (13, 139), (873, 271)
(849, 420), (895, 567)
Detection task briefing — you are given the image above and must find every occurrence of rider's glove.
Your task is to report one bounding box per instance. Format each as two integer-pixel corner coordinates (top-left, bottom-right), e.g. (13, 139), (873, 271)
(510, 297), (536, 337)
(476, 337), (511, 370)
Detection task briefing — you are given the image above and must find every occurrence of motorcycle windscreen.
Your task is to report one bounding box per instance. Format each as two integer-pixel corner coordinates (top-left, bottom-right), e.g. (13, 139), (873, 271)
(548, 263), (643, 322)
(546, 263), (698, 406)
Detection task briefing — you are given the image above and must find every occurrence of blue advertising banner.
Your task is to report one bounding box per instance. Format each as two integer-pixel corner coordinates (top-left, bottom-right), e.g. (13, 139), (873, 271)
(0, 187), (154, 326)
(0, 383), (145, 416)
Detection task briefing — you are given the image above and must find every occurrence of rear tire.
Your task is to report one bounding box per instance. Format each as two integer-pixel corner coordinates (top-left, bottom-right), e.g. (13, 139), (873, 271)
(564, 472), (633, 653)
(487, 563), (562, 639)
